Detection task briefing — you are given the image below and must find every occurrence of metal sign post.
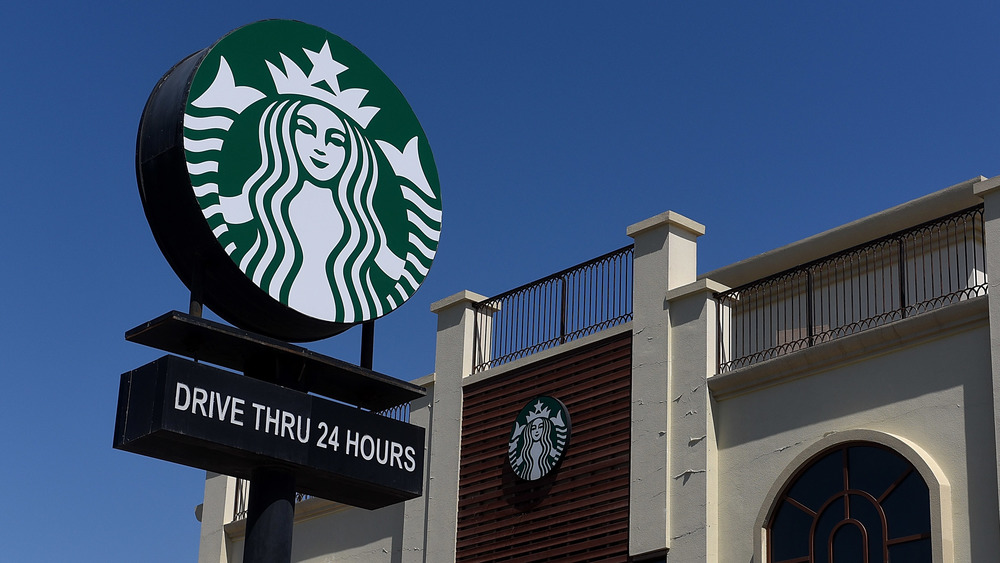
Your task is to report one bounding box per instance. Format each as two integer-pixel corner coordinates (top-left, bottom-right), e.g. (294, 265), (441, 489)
(244, 467), (296, 563)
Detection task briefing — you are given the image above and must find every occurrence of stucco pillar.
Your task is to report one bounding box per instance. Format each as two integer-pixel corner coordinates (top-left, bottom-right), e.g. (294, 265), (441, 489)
(418, 290), (488, 563)
(401, 377), (434, 562)
(197, 471), (237, 563)
(972, 174), (1000, 527)
(664, 279), (728, 562)
(626, 211), (705, 558)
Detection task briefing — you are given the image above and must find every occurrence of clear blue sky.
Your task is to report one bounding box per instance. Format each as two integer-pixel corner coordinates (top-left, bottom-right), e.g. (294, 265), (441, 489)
(2, 1), (998, 560)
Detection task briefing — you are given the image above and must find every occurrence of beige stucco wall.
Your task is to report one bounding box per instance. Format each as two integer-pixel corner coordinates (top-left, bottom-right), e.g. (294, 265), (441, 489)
(711, 299), (999, 562)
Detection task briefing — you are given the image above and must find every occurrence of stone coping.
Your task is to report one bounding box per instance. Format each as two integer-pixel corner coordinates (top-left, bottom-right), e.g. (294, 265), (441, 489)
(703, 176), (987, 290)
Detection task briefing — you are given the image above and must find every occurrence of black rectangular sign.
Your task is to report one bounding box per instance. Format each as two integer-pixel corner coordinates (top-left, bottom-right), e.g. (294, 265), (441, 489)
(114, 355), (424, 509)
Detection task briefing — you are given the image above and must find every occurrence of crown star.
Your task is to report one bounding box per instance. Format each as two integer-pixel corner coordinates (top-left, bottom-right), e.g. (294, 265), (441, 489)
(526, 401), (552, 423)
(304, 41), (347, 95)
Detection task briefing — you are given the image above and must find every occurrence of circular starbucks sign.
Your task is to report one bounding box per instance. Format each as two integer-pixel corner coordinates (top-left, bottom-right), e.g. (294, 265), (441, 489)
(508, 397), (571, 481)
(136, 20), (441, 341)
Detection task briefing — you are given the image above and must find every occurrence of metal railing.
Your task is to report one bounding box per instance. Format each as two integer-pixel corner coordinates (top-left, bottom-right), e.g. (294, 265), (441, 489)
(716, 205), (987, 373)
(233, 482), (311, 522)
(472, 245), (634, 373)
(231, 403), (411, 521)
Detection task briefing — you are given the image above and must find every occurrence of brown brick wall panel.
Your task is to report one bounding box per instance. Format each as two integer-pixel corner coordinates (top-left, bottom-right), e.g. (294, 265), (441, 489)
(456, 332), (632, 562)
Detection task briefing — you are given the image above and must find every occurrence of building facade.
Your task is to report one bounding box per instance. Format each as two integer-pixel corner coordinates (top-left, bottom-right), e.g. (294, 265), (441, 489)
(197, 175), (1000, 562)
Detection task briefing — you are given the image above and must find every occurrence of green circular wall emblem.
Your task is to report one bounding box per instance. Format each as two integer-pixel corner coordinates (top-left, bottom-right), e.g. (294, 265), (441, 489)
(508, 396), (571, 481)
(136, 20), (441, 340)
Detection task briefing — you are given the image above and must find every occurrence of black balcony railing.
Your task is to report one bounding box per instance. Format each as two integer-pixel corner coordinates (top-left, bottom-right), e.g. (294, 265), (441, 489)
(472, 245), (634, 373)
(716, 205), (988, 373)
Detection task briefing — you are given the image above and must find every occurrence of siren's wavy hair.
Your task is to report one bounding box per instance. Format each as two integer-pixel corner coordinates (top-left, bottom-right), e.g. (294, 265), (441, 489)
(236, 97), (392, 322)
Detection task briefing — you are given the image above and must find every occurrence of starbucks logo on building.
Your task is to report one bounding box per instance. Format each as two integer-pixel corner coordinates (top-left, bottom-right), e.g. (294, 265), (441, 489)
(508, 397), (571, 481)
(136, 20), (441, 340)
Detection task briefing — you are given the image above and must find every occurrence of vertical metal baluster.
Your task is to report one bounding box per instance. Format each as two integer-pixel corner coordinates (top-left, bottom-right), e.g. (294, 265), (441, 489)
(898, 236), (907, 319)
(807, 269), (814, 348)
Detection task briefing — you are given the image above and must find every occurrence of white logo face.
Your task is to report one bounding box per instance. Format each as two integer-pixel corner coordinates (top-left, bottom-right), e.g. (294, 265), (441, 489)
(181, 21), (441, 325)
(294, 104), (347, 182)
(508, 397), (571, 481)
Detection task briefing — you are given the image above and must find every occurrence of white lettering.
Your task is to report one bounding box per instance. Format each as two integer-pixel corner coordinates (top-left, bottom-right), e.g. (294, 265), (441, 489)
(211, 391), (232, 421)
(265, 407), (280, 435)
(346, 430), (360, 456)
(174, 382), (191, 411)
(280, 411), (295, 439)
(296, 417), (310, 444)
(252, 403), (266, 430)
(192, 387), (208, 417)
(360, 434), (375, 461)
(329, 425), (339, 451)
(376, 438), (390, 465)
(390, 442), (404, 469)
(230, 398), (245, 426)
(404, 446), (416, 472)
(316, 422), (329, 448)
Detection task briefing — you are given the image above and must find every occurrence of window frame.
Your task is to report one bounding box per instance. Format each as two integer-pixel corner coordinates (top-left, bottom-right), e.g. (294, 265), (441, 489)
(754, 430), (953, 563)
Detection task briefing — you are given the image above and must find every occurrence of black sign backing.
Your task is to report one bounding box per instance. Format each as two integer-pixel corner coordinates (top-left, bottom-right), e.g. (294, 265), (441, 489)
(114, 355), (424, 509)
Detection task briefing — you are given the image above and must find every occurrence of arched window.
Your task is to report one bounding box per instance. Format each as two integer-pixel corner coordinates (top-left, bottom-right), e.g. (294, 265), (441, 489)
(766, 441), (932, 562)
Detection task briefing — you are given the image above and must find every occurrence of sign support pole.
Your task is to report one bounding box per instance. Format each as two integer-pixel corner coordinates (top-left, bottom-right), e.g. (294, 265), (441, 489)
(361, 320), (375, 369)
(242, 359), (299, 563)
(243, 467), (296, 563)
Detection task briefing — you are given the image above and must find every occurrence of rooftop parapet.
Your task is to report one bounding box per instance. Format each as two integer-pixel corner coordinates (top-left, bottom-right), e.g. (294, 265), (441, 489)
(704, 176), (987, 289)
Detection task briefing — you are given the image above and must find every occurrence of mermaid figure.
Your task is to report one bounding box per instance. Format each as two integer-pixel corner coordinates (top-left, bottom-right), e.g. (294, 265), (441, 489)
(217, 97), (405, 322)
(509, 412), (557, 480)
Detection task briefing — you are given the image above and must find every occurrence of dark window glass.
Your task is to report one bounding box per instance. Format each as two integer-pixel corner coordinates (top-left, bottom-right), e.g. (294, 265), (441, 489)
(846, 445), (906, 496)
(786, 449), (844, 512)
(770, 499), (812, 561)
(831, 523), (866, 563)
(766, 442), (932, 563)
(887, 537), (932, 562)
(847, 494), (886, 562)
(812, 496), (845, 563)
(881, 470), (931, 539)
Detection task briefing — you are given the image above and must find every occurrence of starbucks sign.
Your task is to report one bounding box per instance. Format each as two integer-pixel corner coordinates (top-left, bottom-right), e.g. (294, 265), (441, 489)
(508, 397), (571, 481)
(137, 20), (441, 341)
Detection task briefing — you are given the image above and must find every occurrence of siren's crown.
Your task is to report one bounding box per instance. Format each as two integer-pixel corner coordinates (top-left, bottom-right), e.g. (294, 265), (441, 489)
(191, 40), (380, 128)
(267, 41), (380, 127)
(526, 401), (552, 423)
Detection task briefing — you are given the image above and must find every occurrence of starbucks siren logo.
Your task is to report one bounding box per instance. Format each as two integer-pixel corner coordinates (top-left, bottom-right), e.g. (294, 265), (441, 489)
(508, 396), (571, 480)
(182, 21), (441, 324)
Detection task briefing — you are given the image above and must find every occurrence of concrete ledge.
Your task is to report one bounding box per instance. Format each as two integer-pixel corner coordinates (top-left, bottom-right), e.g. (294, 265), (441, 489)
(973, 174), (1000, 197)
(430, 290), (488, 313)
(709, 296), (989, 401)
(627, 210), (706, 239)
(411, 372), (434, 387)
(665, 278), (730, 302)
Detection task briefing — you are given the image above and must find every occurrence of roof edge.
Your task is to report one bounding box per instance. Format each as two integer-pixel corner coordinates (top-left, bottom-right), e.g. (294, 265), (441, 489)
(702, 176), (987, 289)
